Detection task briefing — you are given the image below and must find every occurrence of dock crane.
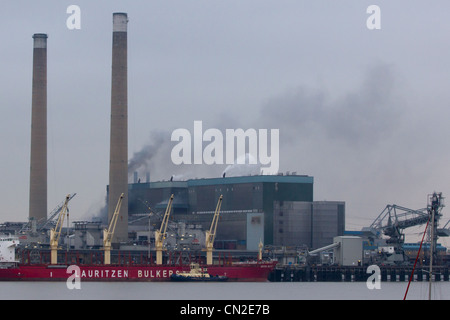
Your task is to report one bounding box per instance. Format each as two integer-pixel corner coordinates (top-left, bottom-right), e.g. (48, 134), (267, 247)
(50, 194), (71, 264)
(20, 193), (76, 234)
(103, 193), (124, 265)
(40, 193), (77, 231)
(155, 194), (174, 265)
(205, 195), (223, 265)
(362, 193), (446, 265)
(362, 204), (430, 264)
(258, 239), (264, 261)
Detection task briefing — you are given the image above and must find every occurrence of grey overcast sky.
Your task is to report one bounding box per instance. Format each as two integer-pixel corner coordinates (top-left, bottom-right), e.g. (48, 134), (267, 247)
(1, 1), (450, 243)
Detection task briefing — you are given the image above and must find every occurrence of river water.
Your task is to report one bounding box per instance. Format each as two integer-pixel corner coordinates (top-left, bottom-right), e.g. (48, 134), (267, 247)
(0, 281), (448, 300)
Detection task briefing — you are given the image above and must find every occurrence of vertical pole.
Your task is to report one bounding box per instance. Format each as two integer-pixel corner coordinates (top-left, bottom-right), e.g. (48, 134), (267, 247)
(428, 207), (435, 300)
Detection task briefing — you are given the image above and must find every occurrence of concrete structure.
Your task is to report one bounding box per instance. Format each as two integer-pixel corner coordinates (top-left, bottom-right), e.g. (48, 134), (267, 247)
(333, 236), (362, 266)
(29, 34), (48, 224)
(108, 13), (129, 243)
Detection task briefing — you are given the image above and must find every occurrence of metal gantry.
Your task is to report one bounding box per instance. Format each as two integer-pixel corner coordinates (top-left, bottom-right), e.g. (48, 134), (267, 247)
(363, 192), (446, 266)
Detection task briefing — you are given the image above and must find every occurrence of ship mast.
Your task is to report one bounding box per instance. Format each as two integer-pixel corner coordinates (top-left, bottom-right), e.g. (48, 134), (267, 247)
(427, 192), (444, 300)
(404, 192), (444, 300)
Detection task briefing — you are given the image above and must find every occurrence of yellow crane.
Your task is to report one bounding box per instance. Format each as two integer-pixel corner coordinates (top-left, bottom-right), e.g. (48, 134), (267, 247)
(103, 193), (124, 265)
(155, 194), (174, 265)
(50, 194), (71, 264)
(258, 239), (263, 261)
(205, 195), (223, 265)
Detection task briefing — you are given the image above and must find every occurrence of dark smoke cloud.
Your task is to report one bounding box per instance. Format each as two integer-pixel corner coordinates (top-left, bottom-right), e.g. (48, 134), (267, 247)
(128, 131), (168, 179)
(125, 63), (404, 185)
(126, 64), (404, 182)
(259, 63), (403, 147)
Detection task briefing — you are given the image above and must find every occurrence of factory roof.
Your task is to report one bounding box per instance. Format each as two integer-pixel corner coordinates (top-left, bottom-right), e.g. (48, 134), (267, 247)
(129, 174), (314, 189)
(186, 174), (313, 186)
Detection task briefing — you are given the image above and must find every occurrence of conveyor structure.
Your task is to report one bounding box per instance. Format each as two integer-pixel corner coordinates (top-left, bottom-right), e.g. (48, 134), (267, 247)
(362, 192), (446, 265)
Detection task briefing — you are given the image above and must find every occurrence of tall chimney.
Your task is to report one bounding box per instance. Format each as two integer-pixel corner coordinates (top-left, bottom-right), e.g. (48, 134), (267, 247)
(29, 33), (48, 224)
(108, 13), (128, 243)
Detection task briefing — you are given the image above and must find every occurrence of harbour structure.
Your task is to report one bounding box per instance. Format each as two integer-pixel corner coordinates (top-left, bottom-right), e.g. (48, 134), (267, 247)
(29, 33), (48, 225)
(269, 264), (450, 283)
(7, 10), (450, 283)
(357, 193), (450, 266)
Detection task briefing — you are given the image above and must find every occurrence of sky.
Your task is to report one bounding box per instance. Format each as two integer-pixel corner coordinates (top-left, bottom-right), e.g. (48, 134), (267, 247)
(1, 1), (450, 244)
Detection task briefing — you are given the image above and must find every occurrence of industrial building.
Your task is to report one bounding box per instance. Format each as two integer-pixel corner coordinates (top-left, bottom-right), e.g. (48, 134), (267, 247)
(111, 173), (345, 251)
(2, 9), (449, 281)
(15, 11), (346, 257)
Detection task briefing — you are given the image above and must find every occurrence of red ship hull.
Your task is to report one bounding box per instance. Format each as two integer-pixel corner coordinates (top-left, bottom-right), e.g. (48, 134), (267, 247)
(0, 261), (276, 282)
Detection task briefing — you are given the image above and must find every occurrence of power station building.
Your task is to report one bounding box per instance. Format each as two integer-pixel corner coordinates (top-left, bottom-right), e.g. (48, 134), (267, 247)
(23, 12), (345, 254)
(116, 174), (345, 251)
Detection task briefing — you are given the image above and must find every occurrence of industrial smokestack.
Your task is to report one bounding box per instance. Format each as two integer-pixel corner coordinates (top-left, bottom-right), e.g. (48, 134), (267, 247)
(108, 13), (128, 243)
(29, 33), (48, 224)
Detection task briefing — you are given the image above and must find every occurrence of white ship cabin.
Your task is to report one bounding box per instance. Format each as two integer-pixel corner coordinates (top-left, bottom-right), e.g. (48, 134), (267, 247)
(0, 236), (19, 263)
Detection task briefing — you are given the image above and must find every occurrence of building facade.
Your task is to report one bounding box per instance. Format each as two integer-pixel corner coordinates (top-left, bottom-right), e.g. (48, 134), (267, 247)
(116, 174), (344, 250)
(273, 201), (345, 250)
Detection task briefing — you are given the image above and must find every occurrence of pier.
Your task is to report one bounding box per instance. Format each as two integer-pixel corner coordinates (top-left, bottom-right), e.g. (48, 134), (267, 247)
(269, 265), (450, 282)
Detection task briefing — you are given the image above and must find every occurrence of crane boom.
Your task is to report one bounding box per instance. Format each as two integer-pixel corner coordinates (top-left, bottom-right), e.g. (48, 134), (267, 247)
(205, 195), (223, 265)
(40, 193), (77, 231)
(50, 194), (71, 264)
(103, 193), (124, 264)
(155, 194), (174, 265)
(364, 204), (430, 240)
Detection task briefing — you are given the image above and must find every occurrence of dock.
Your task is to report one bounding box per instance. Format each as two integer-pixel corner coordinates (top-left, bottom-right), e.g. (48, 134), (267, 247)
(269, 265), (450, 282)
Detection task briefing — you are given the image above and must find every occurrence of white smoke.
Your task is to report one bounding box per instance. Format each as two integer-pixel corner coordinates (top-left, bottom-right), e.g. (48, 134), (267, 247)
(222, 153), (262, 177)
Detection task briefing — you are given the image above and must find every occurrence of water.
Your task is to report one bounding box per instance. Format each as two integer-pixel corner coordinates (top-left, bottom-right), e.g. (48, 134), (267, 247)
(0, 281), (449, 300)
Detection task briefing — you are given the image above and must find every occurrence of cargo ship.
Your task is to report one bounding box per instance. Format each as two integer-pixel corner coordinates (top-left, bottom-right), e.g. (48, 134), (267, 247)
(0, 194), (277, 282)
(0, 236), (276, 282)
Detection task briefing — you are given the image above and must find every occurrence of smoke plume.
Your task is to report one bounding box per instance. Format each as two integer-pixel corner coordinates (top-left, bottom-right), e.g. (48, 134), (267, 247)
(222, 153), (261, 177)
(128, 131), (167, 180)
(259, 63), (402, 147)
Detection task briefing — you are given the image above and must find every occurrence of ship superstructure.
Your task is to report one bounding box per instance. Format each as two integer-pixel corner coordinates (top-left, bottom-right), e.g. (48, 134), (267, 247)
(0, 236), (19, 264)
